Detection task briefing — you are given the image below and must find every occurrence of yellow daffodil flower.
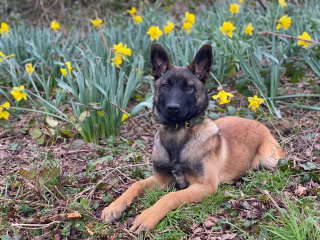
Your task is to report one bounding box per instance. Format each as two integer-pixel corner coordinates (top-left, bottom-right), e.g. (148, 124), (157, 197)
(230, 4), (240, 14)
(11, 86), (27, 102)
(111, 54), (123, 68)
(278, 0), (287, 7)
(0, 102), (10, 120)
(184, 12), (195, 24)
(112, 42), (132, 58)
(248, 95), (264, 112)
(0, 51), (6, 62)
(147, 26), (163, 41)
(183, 22), (193, 34)
(212, 90), (234, 105)
(276, 15), (291, 30)
(111, 43), (132, 68)
(297, 32), (312, 48)
(163, 21), (174, 36)
(127, 7), (137, 16)
(60, 61), (72, 77)
(0, 22), (9, 36)
(240, 0), (244, 3)
(244, 23), (254, 35)
(91, 18), (102, 27)
(51, 20), (60, 32)
(133, 16), (142, 25)
(122, 113), (130, 124)
(25, 63), (34, 75)
(219, 21), (236, 38)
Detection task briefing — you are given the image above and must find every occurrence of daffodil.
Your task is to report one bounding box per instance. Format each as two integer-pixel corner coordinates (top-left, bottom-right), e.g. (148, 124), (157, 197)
(112, 43), (132, 58)
(91, 18), (102, 27)
(240, 0), (244, 3)
(244, 23), (254, 35)
(122, 113), (130, 124)
(127, 7), (137, 16)
(183, 22), (193, 34)
(111, 43), (132, 68)
(25, 63), (34, 75)
(111, 54), (123, 68)
(184, 12), (195, 24)
(0, 51), (6, 62)
(0, 102), (10, 120)
(278, 0), (287, 7)
(297, 32), (312, 48)
(276, 15), (291, 30)
(0, 22), (9, 36)
(60, 62), (72, 77)
(230, 4), (240, 14)
(147, 26), (163, 41)
(219, 21), (236, 38)
(212, 90), (234, 105)
(248, 95), (264, 112)
(133, 16), (142, 25)
(51, 21), (60, 32)
(11, 86), (27, 102)
(163, 21), (174, 36)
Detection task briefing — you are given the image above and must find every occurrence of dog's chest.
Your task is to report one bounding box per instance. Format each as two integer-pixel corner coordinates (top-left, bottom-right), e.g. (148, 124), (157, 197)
(152, 129), (204, 190)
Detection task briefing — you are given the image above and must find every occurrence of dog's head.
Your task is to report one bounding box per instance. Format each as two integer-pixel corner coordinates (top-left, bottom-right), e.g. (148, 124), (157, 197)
(150, 43), (213, 125)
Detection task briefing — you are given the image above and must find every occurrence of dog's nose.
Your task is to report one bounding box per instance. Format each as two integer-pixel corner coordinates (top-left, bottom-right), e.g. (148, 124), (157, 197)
(167, 103), (180, 114)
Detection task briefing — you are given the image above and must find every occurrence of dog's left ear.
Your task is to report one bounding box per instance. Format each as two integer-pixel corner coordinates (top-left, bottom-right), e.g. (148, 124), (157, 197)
(188, 45), (213, 82)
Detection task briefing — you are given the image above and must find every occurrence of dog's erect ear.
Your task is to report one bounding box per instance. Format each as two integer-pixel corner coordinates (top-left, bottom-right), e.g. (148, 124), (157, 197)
(150, 43), (173, 80)
(188, 45), (213, 82)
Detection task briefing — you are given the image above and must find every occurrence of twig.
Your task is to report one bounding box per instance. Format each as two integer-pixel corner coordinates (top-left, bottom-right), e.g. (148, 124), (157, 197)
(87, 169), (117, 202)
(94, 10), (109, 52)
(123, 228), (137, 239)
(53, 185), (67, 201)
(257, 0), (267, 10)
(258, 31), (320, 45)
(110, 102), (154, 136)
(309, 125), (320, 161)
(258, 189), (285, 217)
(0, 198), (53, 207)
(40, 183), (61, 203)
(25, 182), (48, 202)
(12, 221), (60, 229)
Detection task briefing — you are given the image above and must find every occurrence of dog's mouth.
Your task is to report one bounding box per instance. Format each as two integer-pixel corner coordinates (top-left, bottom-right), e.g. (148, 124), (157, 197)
(165, 111), (191, 123)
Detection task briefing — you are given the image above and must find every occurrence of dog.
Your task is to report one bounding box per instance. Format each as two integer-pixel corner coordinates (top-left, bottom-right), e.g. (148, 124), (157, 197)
(101, 43), (285, 232)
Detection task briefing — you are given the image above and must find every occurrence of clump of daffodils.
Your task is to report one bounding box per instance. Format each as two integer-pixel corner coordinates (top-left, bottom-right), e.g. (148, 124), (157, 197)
(127, 7), (143, 25)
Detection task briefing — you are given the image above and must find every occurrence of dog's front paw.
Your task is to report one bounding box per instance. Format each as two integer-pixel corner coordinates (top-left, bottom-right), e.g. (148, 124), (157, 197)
(101, 200), (128, 223)
(130, 207), (161, 232)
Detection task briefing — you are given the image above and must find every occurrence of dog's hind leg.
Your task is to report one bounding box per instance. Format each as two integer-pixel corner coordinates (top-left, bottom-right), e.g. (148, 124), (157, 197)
(250, 138), (285, 170)
(101, 173), (175, 223)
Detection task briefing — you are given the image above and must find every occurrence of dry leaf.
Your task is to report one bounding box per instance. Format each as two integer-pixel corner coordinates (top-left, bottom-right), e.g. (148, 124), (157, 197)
(85, 226), (94, 235)
(193, 227), (203, 233)
(67, 211), (81, 219)
(221, 233), (237, 240)
(203, 220), (215, 228)
(296, 185), (308, 196)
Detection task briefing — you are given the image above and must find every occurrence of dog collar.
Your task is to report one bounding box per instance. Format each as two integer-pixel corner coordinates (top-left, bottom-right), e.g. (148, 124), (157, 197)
(172, 112), (207, 130)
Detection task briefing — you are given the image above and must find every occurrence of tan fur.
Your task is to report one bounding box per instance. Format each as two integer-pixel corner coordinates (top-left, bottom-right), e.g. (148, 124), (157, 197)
(101, 116), (285, 231)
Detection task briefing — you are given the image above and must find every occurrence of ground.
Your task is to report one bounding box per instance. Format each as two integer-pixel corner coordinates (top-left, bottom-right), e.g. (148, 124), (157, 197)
(1, 76), (320, 239)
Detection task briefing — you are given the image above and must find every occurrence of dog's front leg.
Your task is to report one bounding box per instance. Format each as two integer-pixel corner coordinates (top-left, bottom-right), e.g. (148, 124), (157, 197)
(101, 174), (174, 223)
(130, 181), (218, 232)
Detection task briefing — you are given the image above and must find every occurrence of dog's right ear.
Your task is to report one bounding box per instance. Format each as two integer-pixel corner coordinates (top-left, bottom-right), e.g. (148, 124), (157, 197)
(150, 43), (173, 80)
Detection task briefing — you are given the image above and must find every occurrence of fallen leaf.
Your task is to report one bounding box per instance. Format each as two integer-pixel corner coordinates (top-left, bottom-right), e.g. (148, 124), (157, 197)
(85, 226), (94, 235)
(221, 233), (237, 240)
(296, 185), (308, 196)
(203, 220), (214, 228)
(193, 227), (203, 233)
(206, 215), (219, 223)
(67, 212), (81, 219)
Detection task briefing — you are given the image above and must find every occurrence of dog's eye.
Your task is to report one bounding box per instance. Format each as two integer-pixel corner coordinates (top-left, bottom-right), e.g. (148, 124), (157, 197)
(185, 85), (193, 90)
(162, 83), (169, 89)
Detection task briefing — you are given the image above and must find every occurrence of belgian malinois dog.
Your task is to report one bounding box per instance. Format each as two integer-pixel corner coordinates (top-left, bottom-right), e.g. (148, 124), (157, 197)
(101, 43), (285, 232)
